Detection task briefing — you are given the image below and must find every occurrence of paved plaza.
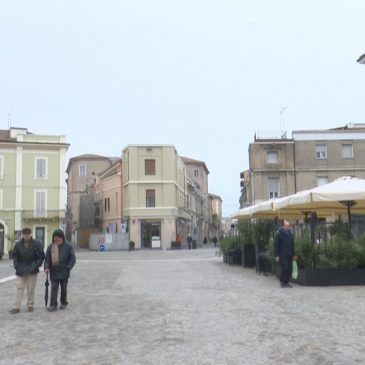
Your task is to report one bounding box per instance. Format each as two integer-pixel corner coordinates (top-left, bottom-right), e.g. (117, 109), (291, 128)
(1, 248), (365, 365)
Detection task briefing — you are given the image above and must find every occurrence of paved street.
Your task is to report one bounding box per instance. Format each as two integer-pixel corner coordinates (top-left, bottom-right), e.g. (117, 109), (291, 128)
(1, 248), (365, 365)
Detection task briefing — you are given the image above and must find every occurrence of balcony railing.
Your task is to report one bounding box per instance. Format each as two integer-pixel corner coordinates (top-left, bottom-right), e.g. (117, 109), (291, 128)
(22, 210), (66, 220)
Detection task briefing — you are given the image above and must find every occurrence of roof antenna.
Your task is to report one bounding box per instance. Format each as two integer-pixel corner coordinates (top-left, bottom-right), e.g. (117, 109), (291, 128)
(279, 106), (288, 138)
(7, 110), (12, 129)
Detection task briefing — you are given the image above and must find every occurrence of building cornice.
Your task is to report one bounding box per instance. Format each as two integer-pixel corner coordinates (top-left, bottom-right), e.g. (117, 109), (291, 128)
(293, 131), (365, 140)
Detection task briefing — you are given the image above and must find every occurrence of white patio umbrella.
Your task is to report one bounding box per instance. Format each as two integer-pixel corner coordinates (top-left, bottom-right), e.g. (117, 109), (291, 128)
(231, 200), (274, 219)
(273, 176), (365, 237)
(273, 176), (365, 215)
(231, 198), (319, 220)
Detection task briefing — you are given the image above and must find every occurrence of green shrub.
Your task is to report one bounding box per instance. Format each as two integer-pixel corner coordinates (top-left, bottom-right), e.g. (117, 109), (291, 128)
(237, 220), (253, 245)
(317, 237), (361, 269)
(252, 219), (272, 250)
(220, 236), (241, 254)
(237, 219), (272, 249)
(328, 221), (349, 240)
(295, 234), (319, 269)
(355, 236), (365, 268)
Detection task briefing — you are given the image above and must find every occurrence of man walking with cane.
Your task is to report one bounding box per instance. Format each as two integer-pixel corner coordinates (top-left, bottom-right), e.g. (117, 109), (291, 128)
(44, 229), (76, 312)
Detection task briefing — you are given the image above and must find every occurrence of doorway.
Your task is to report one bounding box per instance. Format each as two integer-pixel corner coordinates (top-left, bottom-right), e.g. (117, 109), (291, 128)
(35, 227), (45, 248)
(141, 221), (161, 248)
(0, 223), (4, 253)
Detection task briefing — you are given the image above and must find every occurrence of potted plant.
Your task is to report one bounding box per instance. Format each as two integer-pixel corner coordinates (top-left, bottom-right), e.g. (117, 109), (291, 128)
(238, 220), (255, 267)
(220, 236), (242, 265)
(128, 241), (135, 252)
(293, 235), (365, 286)
(171, 240), (181, 249)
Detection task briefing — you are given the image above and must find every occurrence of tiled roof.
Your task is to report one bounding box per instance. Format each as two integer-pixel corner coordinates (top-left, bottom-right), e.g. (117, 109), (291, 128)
(181, 156), (210, 174)
(66, 154), (120, 173)
(0, 130), (15, 142)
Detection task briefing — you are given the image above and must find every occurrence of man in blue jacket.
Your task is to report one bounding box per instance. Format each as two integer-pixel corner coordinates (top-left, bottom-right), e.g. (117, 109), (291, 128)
(274, 220), (297, 288)
(44, 229), (76, 312)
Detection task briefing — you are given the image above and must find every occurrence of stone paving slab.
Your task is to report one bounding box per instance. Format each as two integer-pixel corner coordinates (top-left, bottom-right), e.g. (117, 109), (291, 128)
(1, 249), (365, 365)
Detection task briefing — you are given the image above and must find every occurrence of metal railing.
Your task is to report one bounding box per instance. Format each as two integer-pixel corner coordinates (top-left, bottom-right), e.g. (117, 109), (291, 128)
(22, 210), (65, 220)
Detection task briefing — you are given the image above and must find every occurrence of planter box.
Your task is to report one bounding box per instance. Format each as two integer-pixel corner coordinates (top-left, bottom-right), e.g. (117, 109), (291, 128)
(223, 249), (242, 265)
(293, 268), (365, 286)
(171, 241), (181, 250)
(242, 244), (256, 268)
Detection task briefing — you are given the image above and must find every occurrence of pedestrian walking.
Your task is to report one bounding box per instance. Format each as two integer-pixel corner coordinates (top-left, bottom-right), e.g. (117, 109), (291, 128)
(274, 220), (297, 288)
(187, 235), (193, 250)
(212, 236), (218, 248)
(44, 229), (76, 312)
(9, 227), (45, 314)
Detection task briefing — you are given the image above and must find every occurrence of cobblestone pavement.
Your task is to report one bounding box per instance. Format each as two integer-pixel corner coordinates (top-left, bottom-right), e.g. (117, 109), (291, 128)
(1, 249), (365, 365)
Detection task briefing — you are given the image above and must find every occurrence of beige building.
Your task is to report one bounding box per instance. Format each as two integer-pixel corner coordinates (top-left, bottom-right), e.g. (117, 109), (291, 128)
(247, 137), (295, 204)
(67, 146), (218, 250)
(208, 193), (222, 241)
(94, 159), (122, 234)
(245, 124), (365, 204)
(122, 145), (191, 249)
(66, 154), (119, 245)
(181, 157), (210, 241)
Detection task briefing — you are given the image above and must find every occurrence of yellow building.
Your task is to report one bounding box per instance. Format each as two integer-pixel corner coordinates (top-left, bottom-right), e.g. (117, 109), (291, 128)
(0, 127), (69, 253)
(122, 145), (190, 249)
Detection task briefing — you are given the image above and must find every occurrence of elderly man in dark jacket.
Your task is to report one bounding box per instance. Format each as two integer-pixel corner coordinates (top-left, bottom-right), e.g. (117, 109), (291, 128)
(44, 229), (76, 312)
(274, 220), (297, 288)
(10, 227), (45, 314)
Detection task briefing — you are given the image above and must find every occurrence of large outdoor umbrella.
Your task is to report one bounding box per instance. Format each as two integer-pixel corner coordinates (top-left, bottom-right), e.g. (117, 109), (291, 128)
(273, 176), (365, 237)
(231, 200), (277, 219)
(273, 177), (365, 215)
(232, 198), (329, 220)
(45, 273), (49, 307)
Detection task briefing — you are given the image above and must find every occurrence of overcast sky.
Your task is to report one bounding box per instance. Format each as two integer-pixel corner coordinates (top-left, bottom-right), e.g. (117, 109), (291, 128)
(0, 1), (364, 216)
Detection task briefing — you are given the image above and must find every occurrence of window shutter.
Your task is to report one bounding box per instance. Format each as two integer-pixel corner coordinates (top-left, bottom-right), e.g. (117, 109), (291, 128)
(145, 160), (156, 175)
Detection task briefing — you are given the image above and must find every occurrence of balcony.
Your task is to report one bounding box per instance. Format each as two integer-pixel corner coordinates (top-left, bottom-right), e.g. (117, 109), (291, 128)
(22, 210), (66, 221)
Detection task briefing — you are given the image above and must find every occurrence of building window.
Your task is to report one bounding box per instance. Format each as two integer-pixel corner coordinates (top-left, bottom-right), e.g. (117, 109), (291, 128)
(342, 144), (353, 159)
(35, 157), (47, 179)
(194, 169), (199, 177)
(104, 197), (110, 212)
(35, 190), (46, 217)
(146, 189), (155, 207)
(317, 176), (328, 186)
(316, 144), (327, 159)
(0, 156), (3, 178)
(268, 177), (279, 199)
(145, 159), (156, 175)
(79, 165), (86, 176)
(267, 151), (278, 163)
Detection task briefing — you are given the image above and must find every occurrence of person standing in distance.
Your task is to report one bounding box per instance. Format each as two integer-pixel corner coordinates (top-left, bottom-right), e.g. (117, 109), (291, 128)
(44, 229), (76, 312)
(274, 220), (297, 288)
(10, 227), (45, 314)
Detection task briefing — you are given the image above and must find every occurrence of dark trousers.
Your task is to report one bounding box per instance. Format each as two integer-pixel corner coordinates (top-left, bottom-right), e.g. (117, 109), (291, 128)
(50, 279), (68, 307)
(279, 257), (293, 285)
